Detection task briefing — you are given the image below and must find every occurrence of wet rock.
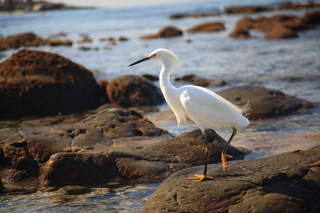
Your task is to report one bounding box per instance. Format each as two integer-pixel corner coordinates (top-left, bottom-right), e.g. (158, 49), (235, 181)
(224, 5), (274, 14)
(0, 32), (44, 51)
(61, 185), (91, 195)
(106, 75), (165, 107)
(216, 85), (315, 120)
(142, 145), (320, 213)
(42, 153), (120, 186)
(0, 108), (171, 187)
(175, 74), (226, 87)
(187, 21), (225, 33)
(140, 26), (183, 39)
(0, 49), (100, 119)
(110, 129), (249, 182)
(169, 13), (220, 19)
(264, 27), (298, 39)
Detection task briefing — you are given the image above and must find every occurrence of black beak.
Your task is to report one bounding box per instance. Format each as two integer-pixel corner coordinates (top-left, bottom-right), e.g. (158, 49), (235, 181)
(129, 57), (150, 67)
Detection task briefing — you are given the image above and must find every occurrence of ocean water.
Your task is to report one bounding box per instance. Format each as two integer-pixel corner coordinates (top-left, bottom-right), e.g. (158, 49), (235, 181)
(1, 0), (320, 212)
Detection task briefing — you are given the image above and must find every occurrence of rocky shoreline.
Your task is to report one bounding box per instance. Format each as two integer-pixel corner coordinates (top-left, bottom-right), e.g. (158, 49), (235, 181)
(0, 48), (317, 191)
(1, 2), (320, 212)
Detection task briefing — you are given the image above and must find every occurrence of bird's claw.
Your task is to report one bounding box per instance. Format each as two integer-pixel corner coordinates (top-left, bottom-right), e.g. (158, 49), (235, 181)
(187, 175), (214, 182)
(221, 153), (233, 171)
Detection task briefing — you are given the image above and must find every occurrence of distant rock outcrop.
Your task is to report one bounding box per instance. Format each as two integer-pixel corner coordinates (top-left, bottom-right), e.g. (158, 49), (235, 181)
(140, 26), (183, 39)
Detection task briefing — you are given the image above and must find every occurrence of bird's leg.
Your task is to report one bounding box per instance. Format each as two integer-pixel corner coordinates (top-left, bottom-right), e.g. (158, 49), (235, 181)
(187, 130), (214, 181)
(221, 127), (237, 171)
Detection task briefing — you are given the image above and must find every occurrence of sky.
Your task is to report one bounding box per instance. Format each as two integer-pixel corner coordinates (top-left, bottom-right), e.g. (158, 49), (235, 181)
(41, 0), (198, 8)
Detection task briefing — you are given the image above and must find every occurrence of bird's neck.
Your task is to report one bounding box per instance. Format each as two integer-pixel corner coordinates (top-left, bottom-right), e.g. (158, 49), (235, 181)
(159, 62), (176, 93)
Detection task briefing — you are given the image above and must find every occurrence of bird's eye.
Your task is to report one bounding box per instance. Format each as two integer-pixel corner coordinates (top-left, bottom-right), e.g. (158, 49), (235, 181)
(149, 53), (156, 58)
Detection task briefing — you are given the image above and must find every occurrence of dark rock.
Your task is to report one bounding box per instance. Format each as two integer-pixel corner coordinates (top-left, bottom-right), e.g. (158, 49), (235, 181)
(142, 145), (320, 213)
(216, 85), (315, 120)
(106, 75), (165, 107)
(0, 177), (3, 193)
(169, 13), (220, 19)
(175, 74), (226, 87)
(0, 49), (100, 119)
(303, 10), (320, 25)
(187, 21), (225, 33)
(41, 153), (120, 186)
(111, 129), (249, 182)
(264, 27), (298, 40)
(0, 108), (171, 187)
(0, 32), (44, 51)
(97, 79), (110, 104)
(140, 26), (183, 39)
(224, 5), (274, 14)
(142, 74), (159, 81)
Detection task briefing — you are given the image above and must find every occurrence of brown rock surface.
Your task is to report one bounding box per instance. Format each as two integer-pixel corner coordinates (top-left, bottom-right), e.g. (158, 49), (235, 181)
(224, 5), (274, 14)
(142, 145), (320, 212)
(264, 27), (298, 39)
(140, 26), (183, 39)
(0, 32), (44, 51)
(0, 108), (171, 187)
(0, 49), (100, 119)
(187, 21), (225, 33)
(217, 85), (315, 120)
(107, 75), (165, 107)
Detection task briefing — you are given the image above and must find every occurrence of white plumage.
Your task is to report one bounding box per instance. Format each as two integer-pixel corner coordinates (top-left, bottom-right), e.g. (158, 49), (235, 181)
(129, 48), (249, 181)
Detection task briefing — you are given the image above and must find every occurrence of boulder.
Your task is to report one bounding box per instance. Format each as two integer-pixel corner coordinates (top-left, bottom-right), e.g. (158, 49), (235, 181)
(0, 49), (100, 119)
(107, 75), (165, 107)
(142, 145), (320, 212)
(140, 26), (183, 39)
(0, 32), (44, 51)
(187, 21), (225, 33)
(216, 85), (315, 120)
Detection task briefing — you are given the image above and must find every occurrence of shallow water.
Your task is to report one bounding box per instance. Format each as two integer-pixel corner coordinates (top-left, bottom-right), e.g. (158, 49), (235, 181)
(1, 0), (320, 212)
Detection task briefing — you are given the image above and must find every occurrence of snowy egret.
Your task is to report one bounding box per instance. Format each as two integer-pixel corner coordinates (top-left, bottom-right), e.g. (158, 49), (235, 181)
(129, 49), (249, 181)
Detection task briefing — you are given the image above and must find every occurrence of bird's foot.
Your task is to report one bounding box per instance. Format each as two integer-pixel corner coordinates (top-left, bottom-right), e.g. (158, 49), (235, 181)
(187, 175), (214, 182)
(221, 153), (233, 171)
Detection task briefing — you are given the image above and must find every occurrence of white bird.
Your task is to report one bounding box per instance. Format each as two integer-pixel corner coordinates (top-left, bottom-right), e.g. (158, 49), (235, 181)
(129, 48), (249, 181)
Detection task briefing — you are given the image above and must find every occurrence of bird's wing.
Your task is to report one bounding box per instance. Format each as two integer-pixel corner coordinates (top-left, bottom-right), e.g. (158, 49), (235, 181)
(179, 86), (248, 129)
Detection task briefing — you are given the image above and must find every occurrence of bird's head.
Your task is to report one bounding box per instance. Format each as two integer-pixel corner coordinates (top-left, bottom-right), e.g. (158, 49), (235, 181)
(129, 48), (179, 67)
